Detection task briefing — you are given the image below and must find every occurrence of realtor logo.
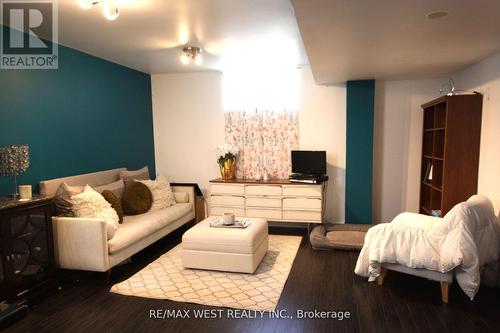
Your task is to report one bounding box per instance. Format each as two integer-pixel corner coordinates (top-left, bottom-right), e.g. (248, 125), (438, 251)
(1, 0), (58, 69)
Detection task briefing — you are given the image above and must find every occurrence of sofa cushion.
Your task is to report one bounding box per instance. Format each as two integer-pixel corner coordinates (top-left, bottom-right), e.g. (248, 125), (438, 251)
(94, 179), (125, 201)
(119, 166), (149, 187)
(122, 182), (153, 215)
(108, 202), (193, 254)
(174, 191), (189, 203)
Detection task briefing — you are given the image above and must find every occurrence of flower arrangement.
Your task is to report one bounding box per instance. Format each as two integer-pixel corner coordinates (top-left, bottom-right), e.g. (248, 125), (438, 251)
(217, 144), (239, 180)
(217, 144), (239, 164)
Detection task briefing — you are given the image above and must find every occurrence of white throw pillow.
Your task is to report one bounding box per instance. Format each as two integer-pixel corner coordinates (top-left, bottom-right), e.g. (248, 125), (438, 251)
(54, 183), (84, 217)
(138, 175), (176, 211)
(71, 185), (119, 239)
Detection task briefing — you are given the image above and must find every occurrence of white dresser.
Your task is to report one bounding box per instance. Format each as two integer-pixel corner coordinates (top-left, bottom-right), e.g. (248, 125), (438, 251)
(209, 179), (326, 223)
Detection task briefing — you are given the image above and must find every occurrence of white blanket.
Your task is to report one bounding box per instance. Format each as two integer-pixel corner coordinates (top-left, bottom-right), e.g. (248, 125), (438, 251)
(355, 195), (500, 299)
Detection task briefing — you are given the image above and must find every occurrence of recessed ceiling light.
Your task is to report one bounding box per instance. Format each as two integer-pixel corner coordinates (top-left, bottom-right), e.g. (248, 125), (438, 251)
(426, 11), (449, 19)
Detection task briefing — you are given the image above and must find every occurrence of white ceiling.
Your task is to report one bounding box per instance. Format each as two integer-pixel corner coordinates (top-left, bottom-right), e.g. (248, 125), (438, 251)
(55, 0), (308, 74)
(291, 0), (500, 84)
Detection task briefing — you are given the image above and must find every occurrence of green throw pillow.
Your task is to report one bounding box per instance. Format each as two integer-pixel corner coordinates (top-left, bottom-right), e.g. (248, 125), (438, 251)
(101, 190), (124, 223)
(121, 182), (153, 215)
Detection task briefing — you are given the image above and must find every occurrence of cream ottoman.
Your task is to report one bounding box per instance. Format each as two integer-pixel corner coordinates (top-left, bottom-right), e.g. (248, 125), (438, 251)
(181, 216), (268, 273)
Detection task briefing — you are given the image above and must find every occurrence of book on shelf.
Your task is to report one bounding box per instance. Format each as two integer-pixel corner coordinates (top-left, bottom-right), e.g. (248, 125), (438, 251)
(424, 162), (433, 182)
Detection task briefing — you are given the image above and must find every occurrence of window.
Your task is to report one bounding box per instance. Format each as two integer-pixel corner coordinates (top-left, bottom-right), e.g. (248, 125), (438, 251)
(222, 34), (300, 112)
(221, 35), (300, 179)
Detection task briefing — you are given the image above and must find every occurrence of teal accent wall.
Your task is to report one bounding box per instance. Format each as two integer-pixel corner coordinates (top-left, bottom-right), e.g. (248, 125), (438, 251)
(345, 80), (375, 224)
(0, 26), (155, 196)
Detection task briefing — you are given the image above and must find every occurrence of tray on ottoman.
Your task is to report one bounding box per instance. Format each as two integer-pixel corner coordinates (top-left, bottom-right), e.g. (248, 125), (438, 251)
(181, 216), (268, 273)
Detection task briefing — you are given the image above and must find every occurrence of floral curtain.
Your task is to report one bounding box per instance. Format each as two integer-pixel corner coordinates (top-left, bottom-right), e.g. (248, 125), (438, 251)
(225, 110), (299, 179)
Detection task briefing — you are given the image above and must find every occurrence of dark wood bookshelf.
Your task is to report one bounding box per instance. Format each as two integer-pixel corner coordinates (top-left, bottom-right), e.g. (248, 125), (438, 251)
(422, 181), (442, 192)
(420, 206), (432, 215)
(419, 94), (482, 217)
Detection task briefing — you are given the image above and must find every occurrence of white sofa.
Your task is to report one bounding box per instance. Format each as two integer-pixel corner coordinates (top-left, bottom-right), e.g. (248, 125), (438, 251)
(40, 168), (195, 273)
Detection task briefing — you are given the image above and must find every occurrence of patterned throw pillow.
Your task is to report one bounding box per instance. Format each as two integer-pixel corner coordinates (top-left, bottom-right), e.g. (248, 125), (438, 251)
(121, 182), (153, 215)
(71, 185), (119, 240)
(101, 190), (124, 223)
(138, 175), (176, 211)
(54, 183), (84, 216)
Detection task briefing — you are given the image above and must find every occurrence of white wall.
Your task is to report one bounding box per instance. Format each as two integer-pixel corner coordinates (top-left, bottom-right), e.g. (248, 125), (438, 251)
(374, 50), (500, 221)
(151, 66), (346, 223)
(373, 78), (447, 223)
(299, 67), (346, 222)
(152, 51), (500, 224)
(452, 52), (500, 212)
(151, 72), (225, 196)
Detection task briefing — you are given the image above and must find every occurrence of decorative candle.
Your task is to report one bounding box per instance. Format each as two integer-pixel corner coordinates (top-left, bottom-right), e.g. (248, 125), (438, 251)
(19, 184), (32, 200)
(222, 213), (235, 225)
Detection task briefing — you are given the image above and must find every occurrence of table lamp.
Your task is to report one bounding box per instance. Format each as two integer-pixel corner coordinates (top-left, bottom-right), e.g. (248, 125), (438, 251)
(0, 144), (30, 198)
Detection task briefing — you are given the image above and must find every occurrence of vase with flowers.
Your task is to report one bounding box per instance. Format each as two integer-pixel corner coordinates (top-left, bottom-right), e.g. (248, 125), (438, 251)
(217, 144), (239, 180)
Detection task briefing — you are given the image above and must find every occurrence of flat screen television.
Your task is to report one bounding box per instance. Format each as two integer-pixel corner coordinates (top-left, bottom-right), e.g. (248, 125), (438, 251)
(291, 150), (326, 175)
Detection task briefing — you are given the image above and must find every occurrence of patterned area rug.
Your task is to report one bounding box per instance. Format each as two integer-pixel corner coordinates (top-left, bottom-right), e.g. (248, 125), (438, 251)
(110, 235), (302, 311)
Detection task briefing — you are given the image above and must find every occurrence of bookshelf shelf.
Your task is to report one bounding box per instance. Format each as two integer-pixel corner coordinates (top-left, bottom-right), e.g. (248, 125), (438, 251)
(423, 155), (444, 161)
(419, 95), (483, 217)
(424, 127), (446, 132)
(420, 206), (432, 215)
(422, 181), (442, 192)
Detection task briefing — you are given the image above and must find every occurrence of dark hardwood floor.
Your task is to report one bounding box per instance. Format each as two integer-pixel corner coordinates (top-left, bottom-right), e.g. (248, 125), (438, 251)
(6, 225), (500, 333)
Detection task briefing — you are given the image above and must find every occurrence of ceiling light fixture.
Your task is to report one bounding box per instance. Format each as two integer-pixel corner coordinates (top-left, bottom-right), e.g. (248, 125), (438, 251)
(180, 46), (202, 65)
(78, 1), (120, 21)
(426, 10), (449, 19)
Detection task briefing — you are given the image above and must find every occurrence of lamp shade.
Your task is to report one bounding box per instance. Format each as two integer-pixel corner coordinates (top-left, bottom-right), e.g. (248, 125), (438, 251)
(0, 144), (30, 176)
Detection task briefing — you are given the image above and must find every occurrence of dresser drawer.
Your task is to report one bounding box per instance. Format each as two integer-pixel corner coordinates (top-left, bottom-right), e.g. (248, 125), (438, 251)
(210, 184), (245, 195)
(283, 198), (321, 211)
(282, 185), (322, 198)
(246, 197), (281, 208)
(210, 206), (245, 217)
(283, 210), (321, 222)
(246, 208), (282, 220)
(245, 185), (282, 196)
(210, 195), (245, 207)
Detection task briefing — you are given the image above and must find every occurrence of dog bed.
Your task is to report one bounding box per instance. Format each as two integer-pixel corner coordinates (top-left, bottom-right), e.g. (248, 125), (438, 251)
(310, 224), (373, 250)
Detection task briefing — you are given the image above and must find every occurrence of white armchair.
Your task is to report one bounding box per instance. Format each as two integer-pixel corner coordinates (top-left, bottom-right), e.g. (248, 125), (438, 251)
(356, 195), (500, 303)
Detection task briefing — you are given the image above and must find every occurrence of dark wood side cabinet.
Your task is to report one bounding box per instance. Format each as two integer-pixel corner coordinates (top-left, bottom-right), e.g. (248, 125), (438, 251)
(0, 196), (56, 304)
(419, 94), (483, 217)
